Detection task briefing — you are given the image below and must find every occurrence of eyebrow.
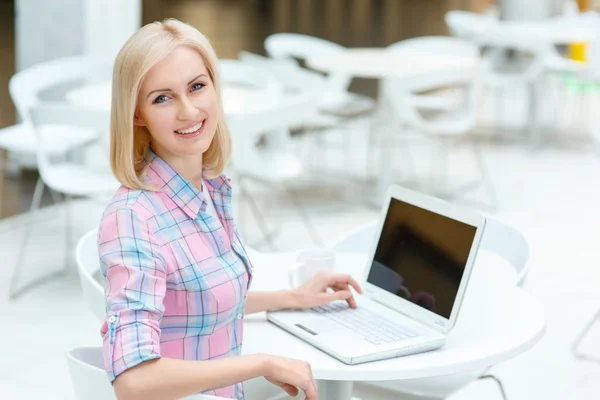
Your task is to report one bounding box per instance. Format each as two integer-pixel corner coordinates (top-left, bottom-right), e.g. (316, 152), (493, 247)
(146, 74), (208, 99)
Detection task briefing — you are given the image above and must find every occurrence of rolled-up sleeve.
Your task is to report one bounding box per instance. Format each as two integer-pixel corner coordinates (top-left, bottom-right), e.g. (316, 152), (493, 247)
(98, 207), (167, 382)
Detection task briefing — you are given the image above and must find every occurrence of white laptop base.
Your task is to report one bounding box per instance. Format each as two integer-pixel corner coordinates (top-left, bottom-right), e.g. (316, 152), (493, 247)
(267, 297), (445, 365)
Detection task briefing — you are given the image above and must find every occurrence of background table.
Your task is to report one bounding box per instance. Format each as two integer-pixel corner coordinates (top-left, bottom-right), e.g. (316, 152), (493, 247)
(243, 250), (545, 400)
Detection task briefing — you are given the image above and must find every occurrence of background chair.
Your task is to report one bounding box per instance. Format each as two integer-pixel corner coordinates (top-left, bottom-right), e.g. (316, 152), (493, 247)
(330, 215), (530, 400)
(65, 347), (229, 400)
(7, 102), (118, 300)
(221, 59), (322, 250)
(264, 33), (376, 179)
(0, 56), (111, 215)
(76, 228), (105, 321)
(381, 37), (496, 210)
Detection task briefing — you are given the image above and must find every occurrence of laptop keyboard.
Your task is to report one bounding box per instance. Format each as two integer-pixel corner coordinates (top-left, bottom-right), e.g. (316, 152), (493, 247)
(311, 301), (417, 345)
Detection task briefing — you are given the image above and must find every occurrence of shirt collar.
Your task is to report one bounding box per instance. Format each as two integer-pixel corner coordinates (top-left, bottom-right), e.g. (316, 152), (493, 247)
(143, 148), (232, 219)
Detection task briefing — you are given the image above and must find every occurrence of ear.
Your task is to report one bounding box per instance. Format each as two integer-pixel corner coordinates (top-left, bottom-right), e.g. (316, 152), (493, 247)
(133, 111), (146, 127)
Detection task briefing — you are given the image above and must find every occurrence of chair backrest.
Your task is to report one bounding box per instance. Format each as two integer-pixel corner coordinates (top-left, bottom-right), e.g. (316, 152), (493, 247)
(66, 347), (228, 400)
(65, 347), (117, 400)
(388, 36), (481, 60)
(330, 217), (529, 287)
(479, 217), (530, 287)
(9, 55), (112, 124)
(264, 33), (353, 100)
(445, 10), (497, 43)
(76, 228), (106, 321)
(219, 59), (283, 95)
(238, 51), (325, 93)
(221, 59), (315, 174)
(330, 220), (378, 253)
(383, 37), (482, 134)
(27, 102), (109, 182)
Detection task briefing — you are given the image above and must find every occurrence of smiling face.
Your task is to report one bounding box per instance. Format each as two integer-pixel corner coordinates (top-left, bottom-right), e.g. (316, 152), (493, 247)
(134, 45), (219, 166)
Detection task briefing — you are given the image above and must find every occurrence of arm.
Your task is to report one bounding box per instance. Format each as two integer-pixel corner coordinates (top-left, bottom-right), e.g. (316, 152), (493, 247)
(113, 354), (270, 400)
(244, 290), (298, 315)
(244, 272), (364, 314)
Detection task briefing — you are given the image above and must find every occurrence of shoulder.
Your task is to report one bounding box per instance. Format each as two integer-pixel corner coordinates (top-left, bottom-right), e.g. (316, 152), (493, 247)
(101, 185), (164, 223)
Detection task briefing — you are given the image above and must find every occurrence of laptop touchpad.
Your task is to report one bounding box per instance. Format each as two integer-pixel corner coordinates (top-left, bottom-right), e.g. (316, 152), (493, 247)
(295, 318), (341, 335)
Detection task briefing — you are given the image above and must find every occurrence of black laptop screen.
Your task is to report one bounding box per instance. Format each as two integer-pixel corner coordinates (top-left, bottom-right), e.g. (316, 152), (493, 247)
(366, 198), (477, 319)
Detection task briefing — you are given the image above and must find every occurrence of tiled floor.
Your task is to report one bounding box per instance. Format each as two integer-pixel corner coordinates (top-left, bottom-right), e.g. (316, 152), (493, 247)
(2, 122), (600, 399)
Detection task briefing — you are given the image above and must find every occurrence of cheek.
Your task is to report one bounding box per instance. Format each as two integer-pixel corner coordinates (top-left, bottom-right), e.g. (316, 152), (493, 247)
(143, 108), (174, 136)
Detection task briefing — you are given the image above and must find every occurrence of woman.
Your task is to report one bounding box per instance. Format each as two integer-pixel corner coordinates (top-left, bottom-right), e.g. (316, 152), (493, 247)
(99, 18), (362, 400)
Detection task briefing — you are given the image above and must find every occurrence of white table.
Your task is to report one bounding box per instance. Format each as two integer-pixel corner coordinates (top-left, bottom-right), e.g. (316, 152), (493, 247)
(306, 47), (479, 80)
(486, 13), (600, 45)
(243, 251), (545, 400)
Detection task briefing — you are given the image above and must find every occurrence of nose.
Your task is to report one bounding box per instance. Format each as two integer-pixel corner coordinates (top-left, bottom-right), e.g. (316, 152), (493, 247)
(176, 95), (199, 121)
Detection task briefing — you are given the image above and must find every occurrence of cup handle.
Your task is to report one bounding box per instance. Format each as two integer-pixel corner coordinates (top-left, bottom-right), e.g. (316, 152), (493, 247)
(289, 262), (305, 288)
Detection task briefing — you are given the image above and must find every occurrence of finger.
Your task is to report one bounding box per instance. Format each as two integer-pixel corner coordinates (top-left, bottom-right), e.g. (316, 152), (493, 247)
(346, 294), (357, 309)
(301, 378), (318, 400)
(281, 383), (299, 397)
(331, 283), (357, 308)
(270, 379), (299, 397)
(327, 274), (363, 294)
(320, 290), (352, 304)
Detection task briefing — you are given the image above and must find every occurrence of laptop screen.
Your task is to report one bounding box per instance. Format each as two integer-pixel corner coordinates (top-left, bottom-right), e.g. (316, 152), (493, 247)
(366, 198), (477, 319)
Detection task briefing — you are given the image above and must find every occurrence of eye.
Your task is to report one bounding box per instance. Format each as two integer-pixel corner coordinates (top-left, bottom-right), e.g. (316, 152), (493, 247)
(191, 83), (205, 92)
(153, 94), (169, 104)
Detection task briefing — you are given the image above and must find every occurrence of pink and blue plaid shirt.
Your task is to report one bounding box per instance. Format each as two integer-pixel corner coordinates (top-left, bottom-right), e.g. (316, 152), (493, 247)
(98, 150), (253, 399)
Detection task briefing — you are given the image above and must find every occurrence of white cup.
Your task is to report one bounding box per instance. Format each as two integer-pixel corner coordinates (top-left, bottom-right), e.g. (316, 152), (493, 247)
(289, 248), (336, 288)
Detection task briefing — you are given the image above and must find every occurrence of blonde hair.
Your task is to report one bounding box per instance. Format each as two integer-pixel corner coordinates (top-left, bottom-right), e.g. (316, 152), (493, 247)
(110, 18), (231, 190)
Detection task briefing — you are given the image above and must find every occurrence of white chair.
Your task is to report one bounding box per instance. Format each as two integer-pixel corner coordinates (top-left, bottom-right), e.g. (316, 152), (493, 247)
(0, 56), (111, 215)
(445, 10), (498, 45)
(221, 59), (322, 250)
(65, 347), (229, 400)
(383, 36), (482, 113)
(265, 33), (375, 115)
(330, 216), (529, 400)
(382, 37), (496, 210)
(76, 228), (105, 321)
(330, 219), (378, 253)
(8, 102), (119, 300)
(264, 34), (376, 177)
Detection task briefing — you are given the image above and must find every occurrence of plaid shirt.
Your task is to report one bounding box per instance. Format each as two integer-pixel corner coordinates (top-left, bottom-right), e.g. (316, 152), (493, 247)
(98, 150), (253, 399)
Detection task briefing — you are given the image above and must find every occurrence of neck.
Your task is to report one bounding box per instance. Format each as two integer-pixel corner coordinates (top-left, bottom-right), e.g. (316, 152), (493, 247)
(151, 145), (204, 191)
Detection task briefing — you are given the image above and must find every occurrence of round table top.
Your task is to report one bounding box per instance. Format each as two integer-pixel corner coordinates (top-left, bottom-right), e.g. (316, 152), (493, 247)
(242, 251), (545, 382)
(305, 48), (480, 79)
(488, 14), (600, 45)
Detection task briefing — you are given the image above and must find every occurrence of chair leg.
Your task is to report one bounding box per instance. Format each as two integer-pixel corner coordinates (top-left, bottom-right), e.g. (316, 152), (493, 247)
(239, 178), (277, 252)
(283, 186), (323, 247)
(478, 374), (508, 400)
(572, 308), (600, 363)
(471, 140), (498, 211)
(0, 150), (6, 219)
(63, 194), (73, 272)
(8, 178), (65, 300)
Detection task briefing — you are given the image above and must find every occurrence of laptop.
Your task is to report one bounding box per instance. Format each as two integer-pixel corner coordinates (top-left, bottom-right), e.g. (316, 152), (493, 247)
(266, 184), (486, 364)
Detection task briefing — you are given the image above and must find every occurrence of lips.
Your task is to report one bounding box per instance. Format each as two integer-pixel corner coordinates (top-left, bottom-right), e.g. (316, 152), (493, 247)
(175, 119), (204, 135)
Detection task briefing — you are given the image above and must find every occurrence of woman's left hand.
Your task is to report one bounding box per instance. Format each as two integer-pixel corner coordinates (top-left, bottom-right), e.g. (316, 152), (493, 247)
(291, 271), (363, 309)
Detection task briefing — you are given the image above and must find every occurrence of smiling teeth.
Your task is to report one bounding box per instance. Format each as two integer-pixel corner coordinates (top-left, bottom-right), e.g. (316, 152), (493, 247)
(176, 121), (203, 134)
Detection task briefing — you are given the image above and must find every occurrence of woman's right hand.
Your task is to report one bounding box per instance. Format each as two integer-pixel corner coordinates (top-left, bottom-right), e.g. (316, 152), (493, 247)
(262, 355), (318, 399)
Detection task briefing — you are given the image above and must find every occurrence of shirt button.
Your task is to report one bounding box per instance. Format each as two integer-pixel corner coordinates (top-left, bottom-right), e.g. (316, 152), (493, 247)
(108, 316), (116, 324)
(236, 313), (243, 320)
